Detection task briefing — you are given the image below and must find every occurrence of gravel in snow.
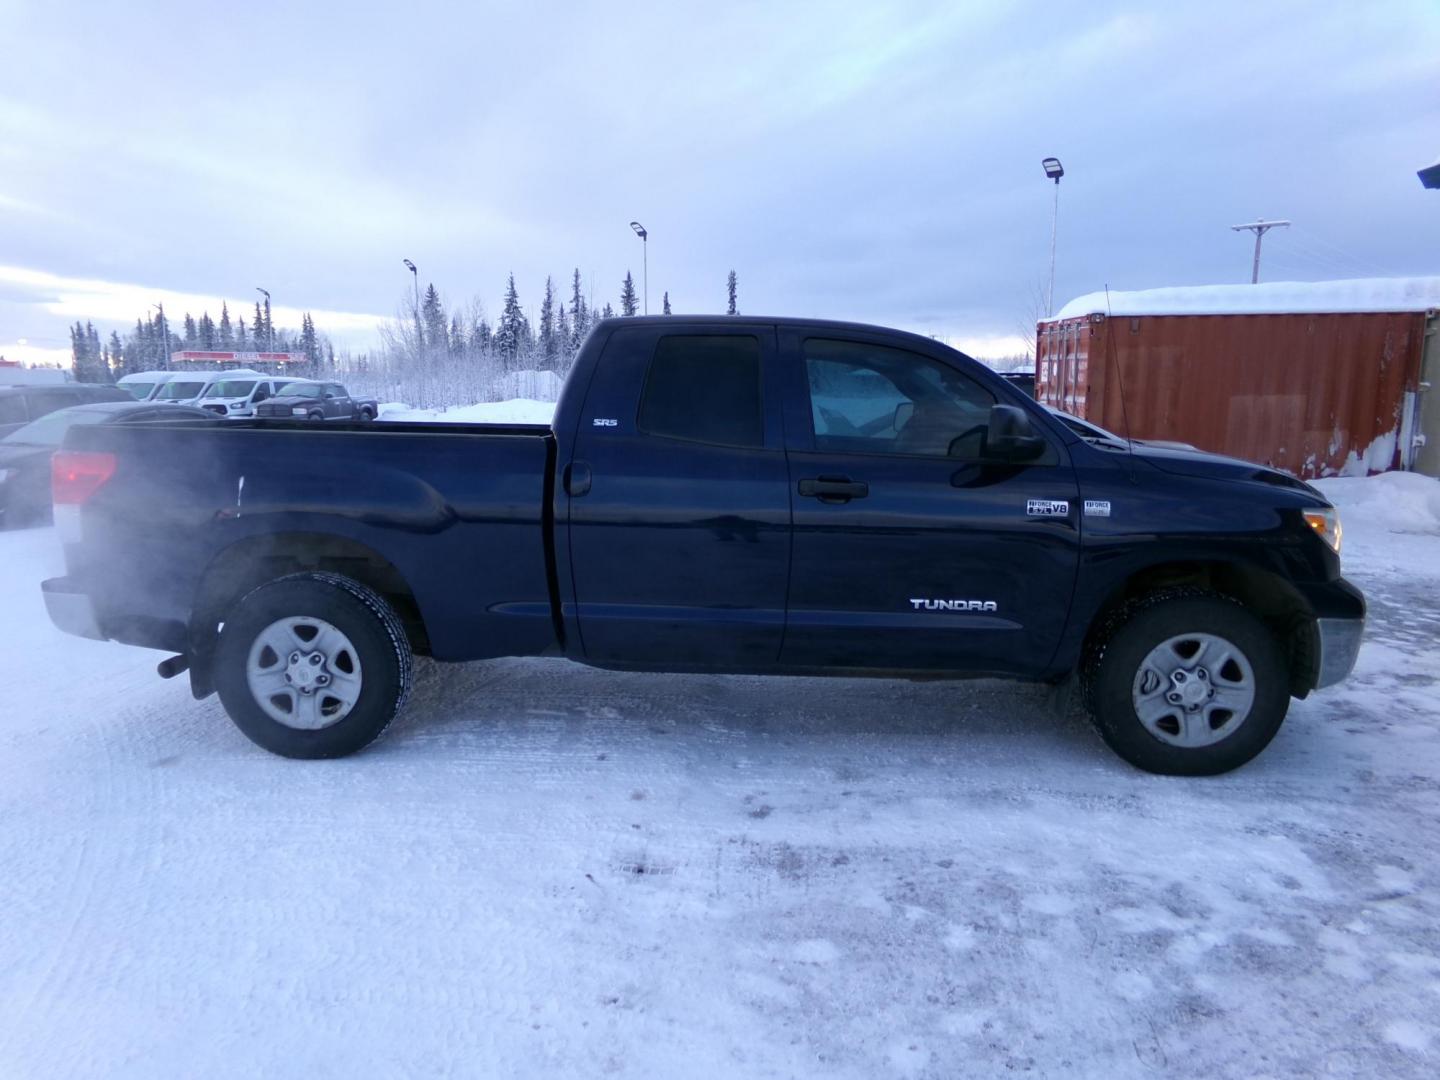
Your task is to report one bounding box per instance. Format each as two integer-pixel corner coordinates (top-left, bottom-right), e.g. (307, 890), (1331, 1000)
(0, 472), (1437, 1077)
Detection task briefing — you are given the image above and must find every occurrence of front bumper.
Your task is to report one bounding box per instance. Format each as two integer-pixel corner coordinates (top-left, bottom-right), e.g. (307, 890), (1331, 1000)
(1314, 617), (1364, 689)
(41, 577), (106, 641)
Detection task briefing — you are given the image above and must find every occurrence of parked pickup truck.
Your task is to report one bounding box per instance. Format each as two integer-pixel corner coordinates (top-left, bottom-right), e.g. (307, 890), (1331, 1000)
(42, 316), (1364, 774)
(254, 380), (378, 422)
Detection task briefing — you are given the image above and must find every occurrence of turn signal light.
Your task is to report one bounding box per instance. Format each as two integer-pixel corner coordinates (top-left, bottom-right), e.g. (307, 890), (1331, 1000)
(1302, 507), (1342, 554)
(52, 450), (117, 506)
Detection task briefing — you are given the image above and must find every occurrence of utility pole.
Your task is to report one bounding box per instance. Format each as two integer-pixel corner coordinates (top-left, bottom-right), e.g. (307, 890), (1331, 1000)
(1230, 219), (1290, 284)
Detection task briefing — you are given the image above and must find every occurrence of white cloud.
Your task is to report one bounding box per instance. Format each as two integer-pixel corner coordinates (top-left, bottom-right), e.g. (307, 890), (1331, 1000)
(0, 265), (387, 348)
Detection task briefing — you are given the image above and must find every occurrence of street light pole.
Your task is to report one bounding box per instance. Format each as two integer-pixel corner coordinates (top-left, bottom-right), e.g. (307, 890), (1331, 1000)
(630, 222), (648, 315)
(1230, 219), (1290, 284)
(255, 287), (272, 352)
(1042, 157), (1064, 316)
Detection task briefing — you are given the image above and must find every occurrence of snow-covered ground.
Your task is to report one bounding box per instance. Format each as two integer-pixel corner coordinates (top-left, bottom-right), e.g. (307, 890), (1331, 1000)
(1, 473), (1438, 1078)
(379, 398), (556, 425)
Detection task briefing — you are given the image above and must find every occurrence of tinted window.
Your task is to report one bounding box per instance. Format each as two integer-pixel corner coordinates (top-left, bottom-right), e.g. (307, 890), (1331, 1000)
(120, 381), (157, 400)
(279, 382), (316, 396)
(154, 381), (205, 401)
(24, 389), (80, 418)
(0, 396), (26, 424)
(325, 384), (345, 398)
(804, 339), (995, 459)
(208, 380), (256, 397)
(637, 335), (763, 448)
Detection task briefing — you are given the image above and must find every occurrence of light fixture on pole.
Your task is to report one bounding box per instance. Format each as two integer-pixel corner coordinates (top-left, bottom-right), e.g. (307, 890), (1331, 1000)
(1042, 157), (1064, 316)
(255, 287), (272, 352)
(630, 221), (648, 315)
(402, 259), (419, 316)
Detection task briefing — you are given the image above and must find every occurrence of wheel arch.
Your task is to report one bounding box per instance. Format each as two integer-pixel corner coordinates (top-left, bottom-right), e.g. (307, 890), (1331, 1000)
(1080, 559), (1320, 698)
(188, 531), (429, 698)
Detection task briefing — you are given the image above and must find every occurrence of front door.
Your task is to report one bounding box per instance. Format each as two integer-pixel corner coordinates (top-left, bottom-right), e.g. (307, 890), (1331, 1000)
(565, 325), (791, 667)
(779, 331), (1081, 674)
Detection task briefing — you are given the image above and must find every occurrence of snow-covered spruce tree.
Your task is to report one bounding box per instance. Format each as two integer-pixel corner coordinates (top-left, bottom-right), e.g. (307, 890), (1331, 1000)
(219, 302), (233, 347)
(237, 315), (249, 348)
(569, 269), (587, 356)
(556, 299), (571, 369)
(199, 312), (216, 349)
(108, 331), (125, 376)
(495, 273), (525, 368)
(182, 314), (198, 347)
(620, 271), (638, 317)
(727, 270), (738, 315)
(539, 276), (557, 369)
(253, 301), (267, 349)
(663, 291), (671, 315)
(422, 284), (447, 350)
(601, 302), (615, 319)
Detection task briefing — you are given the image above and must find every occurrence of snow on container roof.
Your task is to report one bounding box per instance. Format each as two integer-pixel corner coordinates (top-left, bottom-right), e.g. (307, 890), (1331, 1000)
(1052, 276), (1440, 321)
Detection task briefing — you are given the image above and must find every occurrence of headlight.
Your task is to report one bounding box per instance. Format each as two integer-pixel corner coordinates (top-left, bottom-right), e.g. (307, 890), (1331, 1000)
(1303, 507), (1342, 554)
(292, 407), (308, 416)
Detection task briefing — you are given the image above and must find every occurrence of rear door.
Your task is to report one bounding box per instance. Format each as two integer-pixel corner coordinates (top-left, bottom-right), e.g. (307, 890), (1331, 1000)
(564, 325), (791, 667)
(323, 384), (349, 418)
(778, 329), (1081, 674)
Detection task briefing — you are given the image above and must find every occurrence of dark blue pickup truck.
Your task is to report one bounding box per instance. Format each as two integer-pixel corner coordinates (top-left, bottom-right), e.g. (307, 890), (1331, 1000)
(42, 316), (1364, 774)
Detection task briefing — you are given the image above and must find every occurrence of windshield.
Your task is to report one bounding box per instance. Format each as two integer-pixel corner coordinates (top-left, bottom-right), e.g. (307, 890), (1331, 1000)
(277, 382), (318, 396)
(120, 382), (156, 400)
(154, 380), (206, 401)
(2, 409), (113, 446)
(1048, 407), (1128, 447)
(205, 380), (257, 398)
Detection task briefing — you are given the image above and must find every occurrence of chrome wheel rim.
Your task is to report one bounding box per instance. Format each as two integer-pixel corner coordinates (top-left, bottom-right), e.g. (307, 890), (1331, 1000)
(1132, 632), (1255, 748)
(245, 616), (363, 730)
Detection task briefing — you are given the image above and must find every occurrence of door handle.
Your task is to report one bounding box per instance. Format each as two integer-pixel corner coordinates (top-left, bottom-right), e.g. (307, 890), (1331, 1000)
(564, 461), (592, 497)
(798, 476), (868, 503)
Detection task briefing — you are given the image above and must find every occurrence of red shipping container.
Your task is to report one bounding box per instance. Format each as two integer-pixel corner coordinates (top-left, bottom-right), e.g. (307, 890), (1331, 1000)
(1036, 279), (1440, 479)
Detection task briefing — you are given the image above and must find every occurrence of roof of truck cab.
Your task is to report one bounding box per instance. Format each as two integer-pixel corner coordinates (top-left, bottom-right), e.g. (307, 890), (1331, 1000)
(592, 315), (975, 358)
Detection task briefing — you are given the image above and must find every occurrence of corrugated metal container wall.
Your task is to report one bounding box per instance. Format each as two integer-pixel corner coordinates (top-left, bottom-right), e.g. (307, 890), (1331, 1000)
(1035, 311), (1427, 479)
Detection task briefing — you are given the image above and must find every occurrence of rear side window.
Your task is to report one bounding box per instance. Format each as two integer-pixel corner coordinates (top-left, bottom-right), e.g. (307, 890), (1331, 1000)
(0, 396), (26, 424)
(637, 335), (763, 448)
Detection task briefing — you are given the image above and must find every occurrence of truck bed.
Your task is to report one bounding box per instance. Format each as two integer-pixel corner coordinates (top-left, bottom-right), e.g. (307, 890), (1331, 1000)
(60, 418), (562, 664)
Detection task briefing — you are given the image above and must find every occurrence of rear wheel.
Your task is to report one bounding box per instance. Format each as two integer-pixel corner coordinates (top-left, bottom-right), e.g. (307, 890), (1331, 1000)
(1085, 593), (1290, 775)
(358, 407), (375, 421)
(213, 572), (412, 758)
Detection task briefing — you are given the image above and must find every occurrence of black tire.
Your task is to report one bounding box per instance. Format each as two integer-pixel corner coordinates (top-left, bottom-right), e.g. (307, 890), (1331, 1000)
(1084, 592), (1290, 776)
(358, 408), (375, 422)
(213, 572), (412, 759)
(307, 410), (325, 422)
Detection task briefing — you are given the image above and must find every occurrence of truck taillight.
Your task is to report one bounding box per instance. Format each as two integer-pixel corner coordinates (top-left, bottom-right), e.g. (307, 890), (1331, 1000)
(52, 450), (117, 505)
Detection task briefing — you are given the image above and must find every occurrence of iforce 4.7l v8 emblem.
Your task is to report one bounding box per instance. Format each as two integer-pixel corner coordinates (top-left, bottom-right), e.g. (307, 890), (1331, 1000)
(1026, 499), (1069, 517)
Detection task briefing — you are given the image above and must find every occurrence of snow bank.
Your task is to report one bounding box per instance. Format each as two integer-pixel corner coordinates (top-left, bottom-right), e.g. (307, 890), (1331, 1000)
(1314, 470), (1440, 534)
(378, 398), (556, 425)
(1053, 276), (1440, 320)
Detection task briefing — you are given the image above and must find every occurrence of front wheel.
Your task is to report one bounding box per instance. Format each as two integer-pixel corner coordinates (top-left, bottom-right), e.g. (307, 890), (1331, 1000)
(307, 410), (325, 421)
(1085, 593), (1290, 776)
(213, 572), (412, 758)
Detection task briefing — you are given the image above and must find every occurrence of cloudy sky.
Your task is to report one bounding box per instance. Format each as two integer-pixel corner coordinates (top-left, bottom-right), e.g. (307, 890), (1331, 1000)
(2, 0), (1437, 367)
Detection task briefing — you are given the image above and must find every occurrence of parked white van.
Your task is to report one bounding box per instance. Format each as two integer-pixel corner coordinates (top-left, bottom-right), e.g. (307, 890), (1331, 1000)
(198, 374), (288, 418)
(116, 370), (175, 401)
(152, 369), (265, 407)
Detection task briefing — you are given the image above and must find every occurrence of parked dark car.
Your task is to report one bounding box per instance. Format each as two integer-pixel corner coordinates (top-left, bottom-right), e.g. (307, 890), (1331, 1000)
(254, 381), (377, 422)
(998, 371), (1036, 398)
(43, 315), (1362, 776)
(0, 401), (217, 527)
(0, 383), (131, 440)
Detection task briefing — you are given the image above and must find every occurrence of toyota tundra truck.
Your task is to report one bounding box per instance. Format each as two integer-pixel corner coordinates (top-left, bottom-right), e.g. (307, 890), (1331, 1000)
(40, 316), (1364, 774)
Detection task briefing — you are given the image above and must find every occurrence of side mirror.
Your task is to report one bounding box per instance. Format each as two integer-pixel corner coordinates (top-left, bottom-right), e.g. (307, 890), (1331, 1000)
(983, 404), (1047, 462)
